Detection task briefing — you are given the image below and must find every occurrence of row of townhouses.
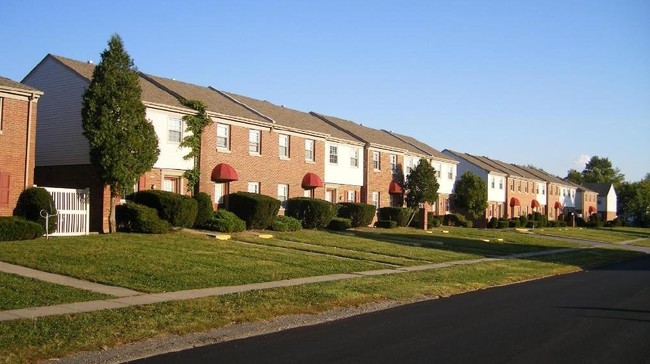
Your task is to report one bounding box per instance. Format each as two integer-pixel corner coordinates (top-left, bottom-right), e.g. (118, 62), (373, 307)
(0, 54), (617, 232)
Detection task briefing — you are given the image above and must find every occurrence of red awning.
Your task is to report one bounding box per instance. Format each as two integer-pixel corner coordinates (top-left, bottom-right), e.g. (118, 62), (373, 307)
(554, 201), (562, 209)
(531, 199), (540, 208)
(388, 181), (403, 195)
(588, 206), (596, 213)
(301, 172), (323, 190)
(210, 163), (238, 183)
(509, 197), (520, 207)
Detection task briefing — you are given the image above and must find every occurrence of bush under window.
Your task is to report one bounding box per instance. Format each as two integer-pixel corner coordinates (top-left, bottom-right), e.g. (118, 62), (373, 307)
(327, 217), (352, 231)
(377, 207), (413, 227)
(131, 190), (198, 228)
(203, 210), (246, 233)
(285, 197), (336, 229)
(337, 202), (376, 227)
(116, 202), (170, 234)
(270, 215), (302, 232)
(226, 192), (280, 229)
(13, 187), (57, 233)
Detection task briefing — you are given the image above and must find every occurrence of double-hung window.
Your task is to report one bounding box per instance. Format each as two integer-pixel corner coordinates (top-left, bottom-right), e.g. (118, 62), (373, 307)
(390, 155), (397, 173)
(248, 182), (260, 194)
(447, 166), (453, 180)
(350, 149), (359, 167)
(305, 139), (314, 162)
(279, 134), (290, 158)
(371, 192), (379, 209)
(372, 151), (380, 170)
(277, 184), (288, 209)
(249, 129), (261, 154)
(329, 146), (338, 164)
(216, 124), (230, 150)
(347, 190), (356, 202)
(168, 117), (182, 143)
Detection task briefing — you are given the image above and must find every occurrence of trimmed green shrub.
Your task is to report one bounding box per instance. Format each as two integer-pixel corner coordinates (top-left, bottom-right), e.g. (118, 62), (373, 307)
(285, 197), (336, 229)
(427, 212), (442, 229)
(443, 213), (469, 227)
(193, 192), (214, 228)
(131, 190), (198, 228)
(377, 207), (413, 227)
(509, 219), (521, 228)
(497, 219), (509, 229)
(605, 217), (623, 227)
(464, 220), (473, 228)
(327, 217), (352, 231)
(337, 202), (376, 227)
(227, 192), (280, 229)
(271, 215), (302, 232)
(587, 213), (604, 228)
(0, 217), (44, 241)
(375, 220), (397, 229)
(116, 202), (170, 234)
(13, 187), (57, 233)
(487, 217), (498, 228)
(529, 212), (547, 228)
(519, 215), (529, 228)
(203, 210), (246, 233)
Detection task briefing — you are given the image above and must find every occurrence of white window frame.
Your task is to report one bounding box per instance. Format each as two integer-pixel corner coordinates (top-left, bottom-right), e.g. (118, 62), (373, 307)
(372, 151), (380, 170)
(277, 184), (288, 209)
(390, 154), (397, 173)
(329, 145), (338, 164)
(305, 139), (315, 162)
(168, 117), (183, 143)
(350, 149), (359, 167)
(447, 166), (453, 180)
(217, 123), (230, 150)
(499, 178), (503, 190)
(279, 134), (290, 158)
(248, 182), (260, 194)
(347, 190), (356, 202)
(0, 97), (4, 132)
(249, 129), (261, 155)
(491, 177), (495, 189)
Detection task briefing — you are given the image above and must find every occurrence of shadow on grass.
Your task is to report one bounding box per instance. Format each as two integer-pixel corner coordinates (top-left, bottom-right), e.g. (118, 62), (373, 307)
(340, 230), (645, 271)
(600, 227), (650, 240)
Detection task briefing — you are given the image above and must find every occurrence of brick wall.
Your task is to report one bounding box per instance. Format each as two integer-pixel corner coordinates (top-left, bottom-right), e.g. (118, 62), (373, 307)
(505, 177), (542, 218)
(199, 121), (326, 203)
(0, 97), (37, 216)
(365, 149), (403, 208)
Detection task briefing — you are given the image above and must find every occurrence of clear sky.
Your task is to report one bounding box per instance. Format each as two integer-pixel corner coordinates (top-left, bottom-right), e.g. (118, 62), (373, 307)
(2, 0), (649, 181)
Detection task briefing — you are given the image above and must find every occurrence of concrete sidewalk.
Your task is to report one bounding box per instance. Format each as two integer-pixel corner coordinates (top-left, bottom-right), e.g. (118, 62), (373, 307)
(0, 248), (578, 322)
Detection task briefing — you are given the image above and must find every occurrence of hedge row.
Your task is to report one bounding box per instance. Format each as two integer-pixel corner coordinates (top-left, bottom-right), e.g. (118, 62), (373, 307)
(377, 207), (413, 227)
(227, 192), (280, 229)
(131, 190), (198, 228)
(203, 210), (246, 233)
(286, 197), (336, 229)
(336, 202), (375, 227)
(0, 217), (44, 241)
(116, 202), (170, 234)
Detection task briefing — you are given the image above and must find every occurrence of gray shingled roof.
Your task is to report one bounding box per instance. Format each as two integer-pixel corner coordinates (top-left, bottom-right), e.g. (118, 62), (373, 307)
(310, 112), (422, 153)
(0, 75), (42, 93)
(385, 131), (456, 162)
(220, 92), (362, 142)
(49, 55), (185, 109)
(444, 150), (508, 175)
(518, 166), (568, 186)
(582, 183), (611, 195)
(141, 75), (268, 122)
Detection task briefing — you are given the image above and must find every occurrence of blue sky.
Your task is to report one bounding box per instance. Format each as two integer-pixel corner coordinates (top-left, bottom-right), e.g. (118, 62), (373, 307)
(2, 0), (649, 181)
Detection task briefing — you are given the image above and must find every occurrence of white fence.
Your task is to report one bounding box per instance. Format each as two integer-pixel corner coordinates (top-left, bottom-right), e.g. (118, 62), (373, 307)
(43, 187), (90, 236)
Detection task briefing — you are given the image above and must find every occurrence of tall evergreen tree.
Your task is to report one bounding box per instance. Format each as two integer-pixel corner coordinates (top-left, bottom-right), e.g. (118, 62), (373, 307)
(454, 171), (488, 220)
(81, 34), (160, 232)
(405, 159), (440, 208)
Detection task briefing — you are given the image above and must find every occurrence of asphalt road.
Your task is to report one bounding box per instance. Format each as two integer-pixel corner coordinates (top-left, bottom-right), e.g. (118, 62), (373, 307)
(131, 255), (650, 364)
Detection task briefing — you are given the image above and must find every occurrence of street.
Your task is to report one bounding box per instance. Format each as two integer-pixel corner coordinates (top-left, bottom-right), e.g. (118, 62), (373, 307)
(131, 255), (650, 364)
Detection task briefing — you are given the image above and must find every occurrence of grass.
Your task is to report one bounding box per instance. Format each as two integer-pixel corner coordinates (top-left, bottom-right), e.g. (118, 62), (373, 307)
(0, 247), (639, 364)
(0, 232), (384, 293)
(531, 226), (650, 243)
(0, 272), (112, 311)
(236, 229), (481, 265)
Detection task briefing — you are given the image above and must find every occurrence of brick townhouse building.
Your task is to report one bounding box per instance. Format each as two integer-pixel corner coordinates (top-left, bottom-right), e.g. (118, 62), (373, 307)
(0, 76), (42, 216)
(519, 166), (575, 221)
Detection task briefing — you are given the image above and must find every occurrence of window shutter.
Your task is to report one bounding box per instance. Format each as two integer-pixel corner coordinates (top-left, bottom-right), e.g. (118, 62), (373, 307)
(0, 172), (10, 207)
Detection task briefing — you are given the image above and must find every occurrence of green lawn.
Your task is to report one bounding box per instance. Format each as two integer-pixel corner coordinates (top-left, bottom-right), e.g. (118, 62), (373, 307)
(0, 232), (384, 293)
(0, 272), (111, 311)
(531, 226), (650, 243)
(236, 229), (481, 264)
(0, 247), (639, 364)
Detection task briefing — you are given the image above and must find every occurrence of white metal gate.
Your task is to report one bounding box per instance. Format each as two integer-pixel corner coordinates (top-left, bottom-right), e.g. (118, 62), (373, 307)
(44, 187), (90, 236)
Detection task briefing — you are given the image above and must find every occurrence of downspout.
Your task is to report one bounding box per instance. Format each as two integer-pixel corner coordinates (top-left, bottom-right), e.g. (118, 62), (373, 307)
(24, 94), (35, 189)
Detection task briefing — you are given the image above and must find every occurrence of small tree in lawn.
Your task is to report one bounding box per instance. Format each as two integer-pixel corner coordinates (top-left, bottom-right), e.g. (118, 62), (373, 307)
(405, 159), (440, 226)
(454, 171), (488, 222)
(81, 34), (160, 233)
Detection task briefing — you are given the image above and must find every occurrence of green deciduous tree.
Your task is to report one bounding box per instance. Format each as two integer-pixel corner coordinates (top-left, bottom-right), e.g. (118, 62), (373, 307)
(454, 171), (488, 220)
(405, 159), (440, 208)
(617, 177), (650, 227)
(567, 156), (625, 186)
(81, 34), (160, 233)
